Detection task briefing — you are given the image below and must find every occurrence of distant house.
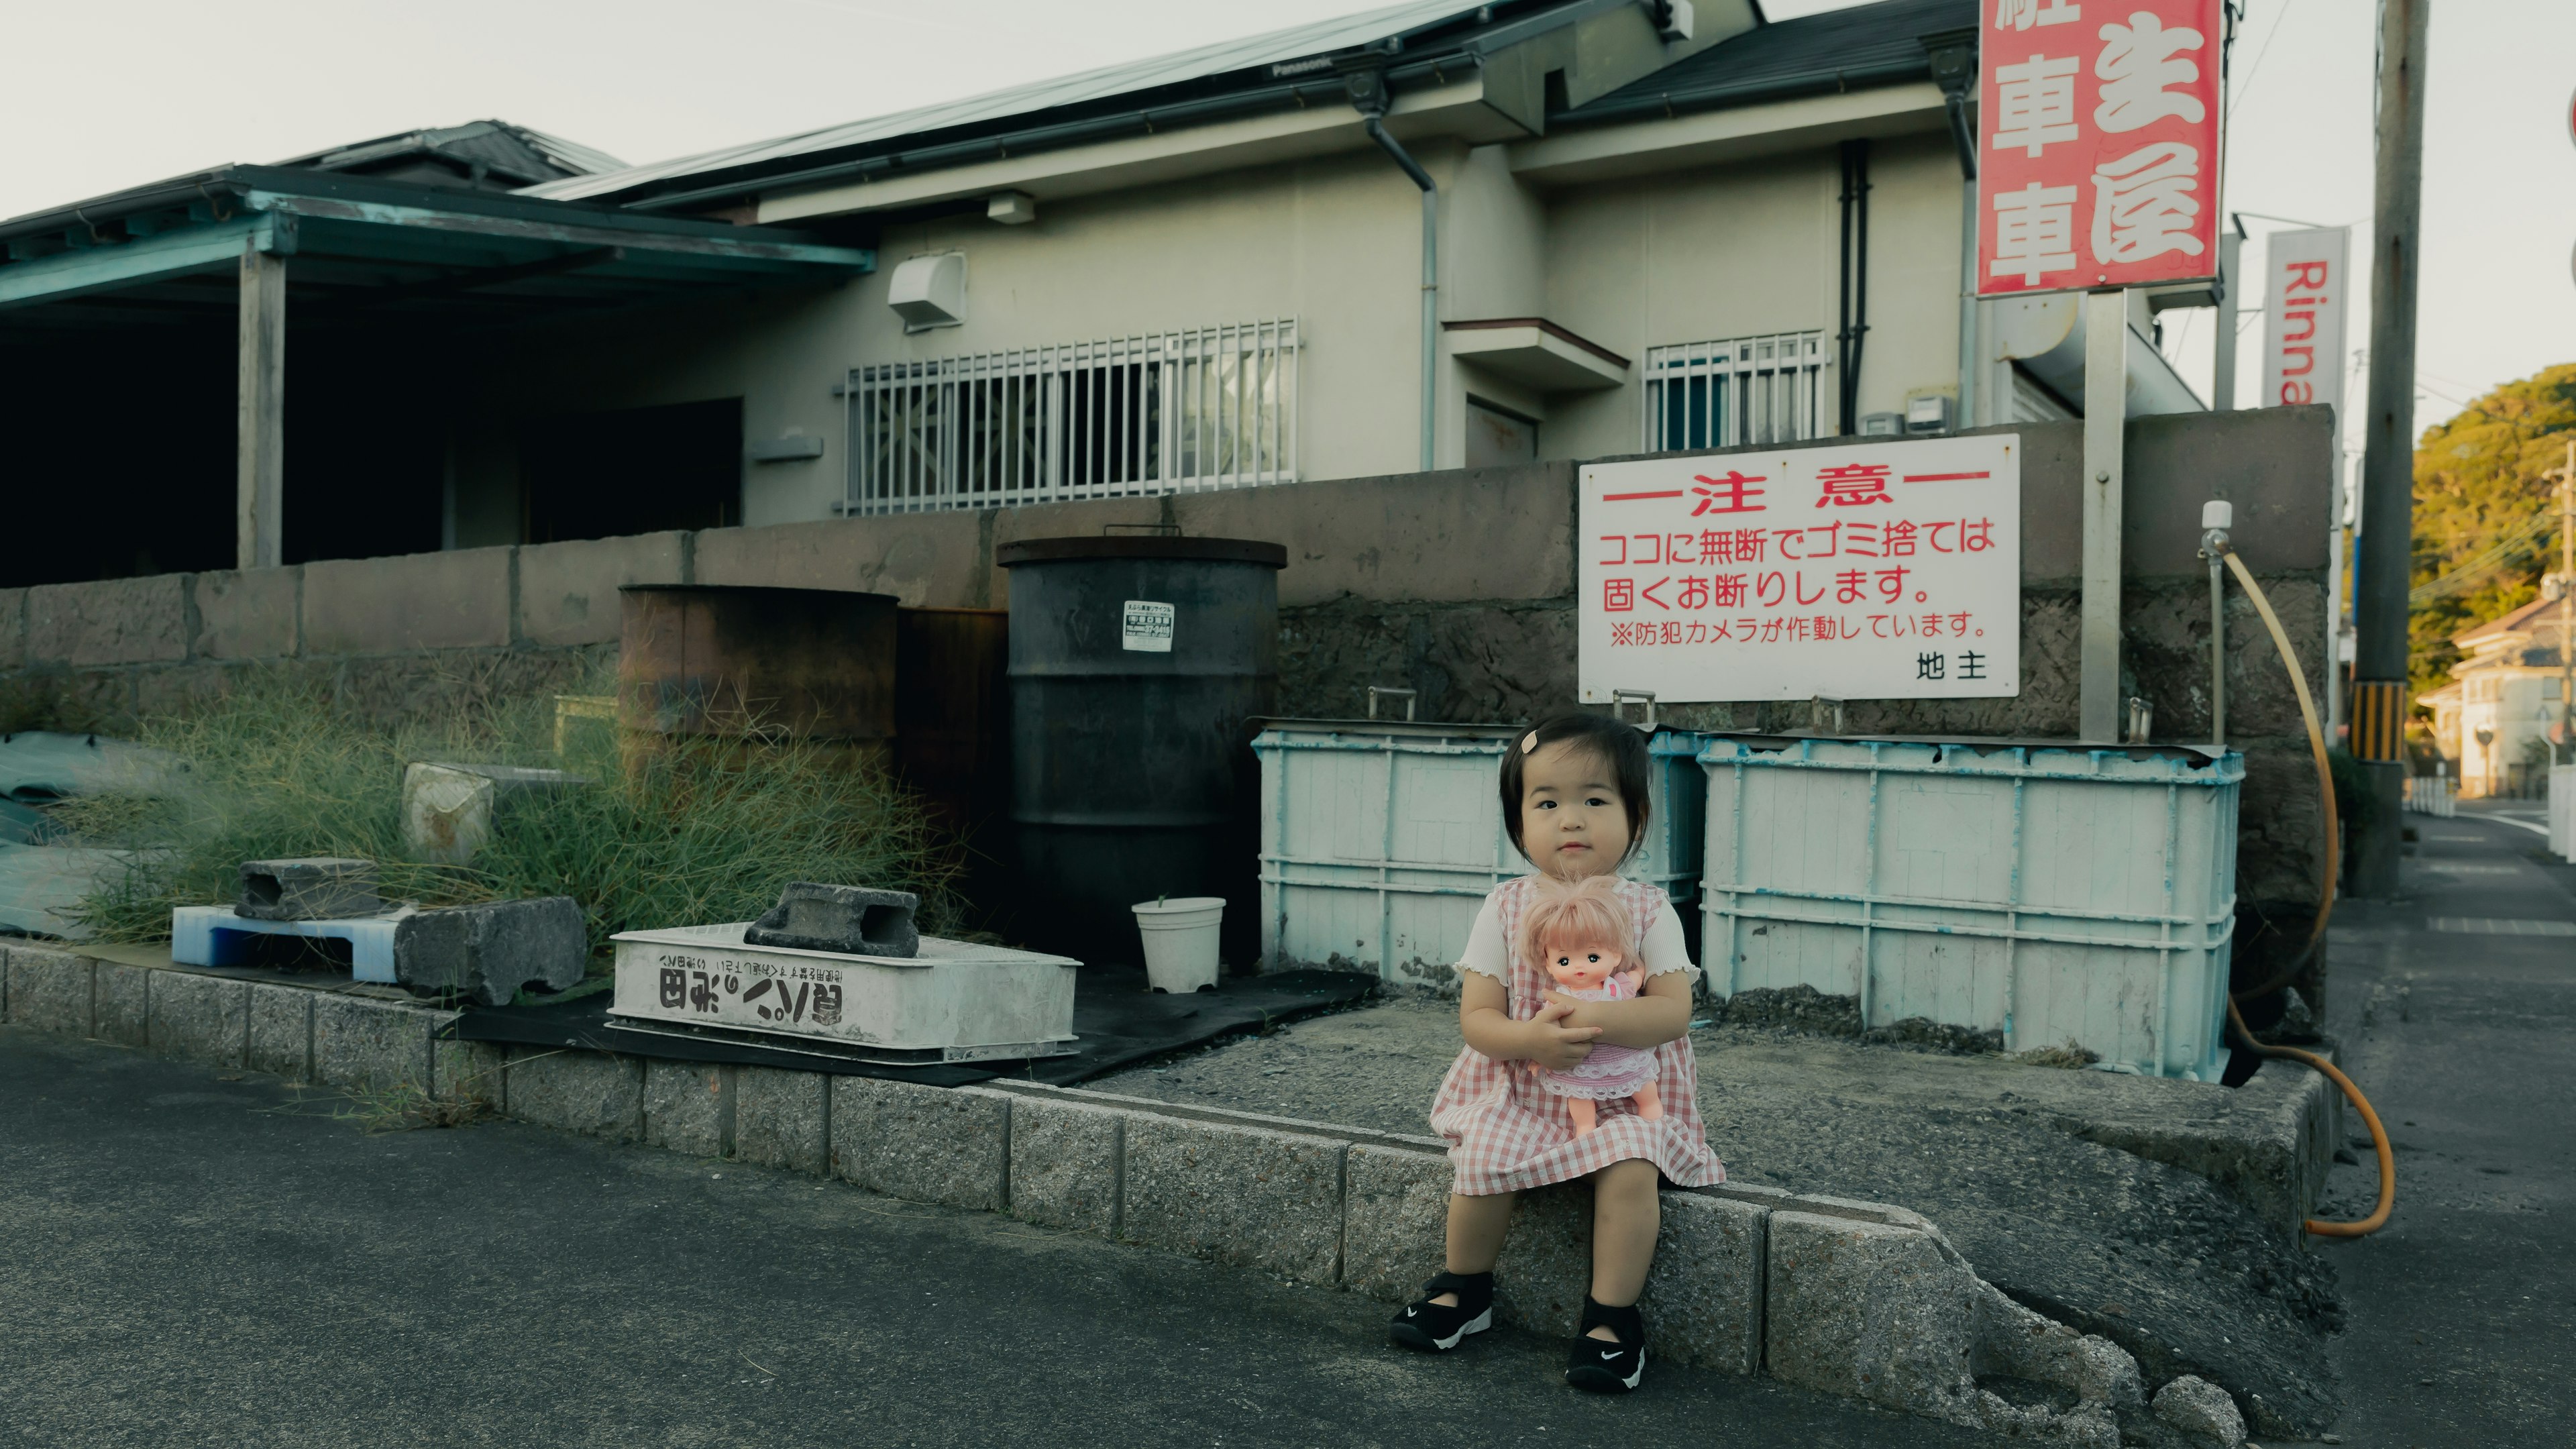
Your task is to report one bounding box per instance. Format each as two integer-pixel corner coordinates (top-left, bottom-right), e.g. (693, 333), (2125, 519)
(2420, 584), (2573, 798)
(1, 0), (2212, 586)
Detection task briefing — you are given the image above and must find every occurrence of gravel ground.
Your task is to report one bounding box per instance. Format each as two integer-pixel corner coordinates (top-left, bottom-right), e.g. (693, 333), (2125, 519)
(1095, 998), (2347, 1438)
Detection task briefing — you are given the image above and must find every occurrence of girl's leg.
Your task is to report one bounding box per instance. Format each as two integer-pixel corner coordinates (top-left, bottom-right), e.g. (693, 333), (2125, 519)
(1585, 1159), (1661, 1340)
(1430, 1190), (1517, 1305)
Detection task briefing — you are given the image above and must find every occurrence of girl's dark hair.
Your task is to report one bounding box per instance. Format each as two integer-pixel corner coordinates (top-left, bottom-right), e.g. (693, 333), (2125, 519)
(1499, 711), (1653, 865)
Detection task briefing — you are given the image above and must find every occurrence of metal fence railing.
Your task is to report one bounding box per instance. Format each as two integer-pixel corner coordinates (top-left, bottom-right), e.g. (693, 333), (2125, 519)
(843, 319), (1298, 515)
(1642, 331), (1829, 453)
(2405, 772), (2457, 818)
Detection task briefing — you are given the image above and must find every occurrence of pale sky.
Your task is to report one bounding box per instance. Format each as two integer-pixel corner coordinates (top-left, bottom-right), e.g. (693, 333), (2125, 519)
(7, 0), (2569, 439)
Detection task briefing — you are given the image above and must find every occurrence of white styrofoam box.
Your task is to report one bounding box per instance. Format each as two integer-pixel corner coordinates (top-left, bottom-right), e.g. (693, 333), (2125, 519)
(608, 923), (1077, 1063)
(1699, 737), (2242, 1079)
(1254, 720), (1703, 986)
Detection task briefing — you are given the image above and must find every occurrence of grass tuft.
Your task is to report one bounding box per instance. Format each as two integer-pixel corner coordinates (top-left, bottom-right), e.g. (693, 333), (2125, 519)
(53, 665), (965, 966)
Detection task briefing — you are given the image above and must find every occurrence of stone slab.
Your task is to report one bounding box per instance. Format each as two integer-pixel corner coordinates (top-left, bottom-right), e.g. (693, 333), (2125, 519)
(1644, 1191), (1768, 1375)
(1339, 1144), (1452, 1303)
(146, 970), (247, 1069)
(3, 947), (91, 1035)
(191, 567), (299, 660)
(93, 961), (149, 1047)
(237, 857), (380, 921)
(745, 881), (918, 958)
(1120, 1112), (1346, 1285)
(391, 895), (586, 1006)
(832, 1077), (1009, 1211)
(246, 983), (313, 1080)
(733, 1067), (826, 1175)
(1765, 1210), (1982, 1419)
(311, 994), (433, 1095)
(516, 532), (686, 647)
(301, 547), (511, 654)
(27, 576), (188, 667)
(1491, 1180), (1594, 1336)
(506, 1049), (643, 1141)
(0, 587), (25, 671)
(643, 1061), (728, 1157)
(1003, 1091), (1124, 1234)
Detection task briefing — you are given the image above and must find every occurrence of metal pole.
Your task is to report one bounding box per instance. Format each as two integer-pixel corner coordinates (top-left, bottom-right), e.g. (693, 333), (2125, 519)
(1362, 114), (1438, 474)
(236, 241), (286, 571)
(2351, 0), (2429, 894)
(2561, 441), (2573, 761)
(2081, 289), (2131, 743)
(2211, 228), (2241, 410)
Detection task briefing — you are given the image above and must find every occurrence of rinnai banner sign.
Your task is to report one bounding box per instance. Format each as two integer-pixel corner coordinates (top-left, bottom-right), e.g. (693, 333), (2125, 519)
(1978, 0), (2224, 297)
(2258, 226), (2350, 411)
(1578, 436), (2022, 704)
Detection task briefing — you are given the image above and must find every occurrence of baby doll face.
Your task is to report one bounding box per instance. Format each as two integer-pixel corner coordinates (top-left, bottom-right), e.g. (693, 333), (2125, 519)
(1518, 740), (1633, 881)
(1542, 938), (1626, 991)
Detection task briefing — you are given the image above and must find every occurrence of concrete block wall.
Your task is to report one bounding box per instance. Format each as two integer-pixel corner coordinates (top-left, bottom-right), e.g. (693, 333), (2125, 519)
(0, 939), (2189, 1440)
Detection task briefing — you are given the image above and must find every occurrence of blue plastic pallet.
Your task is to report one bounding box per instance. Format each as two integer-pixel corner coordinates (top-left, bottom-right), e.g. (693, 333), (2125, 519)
(171, 904), (410, 983)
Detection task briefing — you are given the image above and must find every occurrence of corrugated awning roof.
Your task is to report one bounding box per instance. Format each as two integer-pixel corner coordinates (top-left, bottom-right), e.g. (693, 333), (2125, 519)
(528, 0), (1493, 206)
(1559, 0), (1972, 125)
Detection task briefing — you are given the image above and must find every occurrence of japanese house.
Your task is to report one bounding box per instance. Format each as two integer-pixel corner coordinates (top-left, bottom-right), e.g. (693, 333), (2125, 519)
(2418, 588), (2574, 798)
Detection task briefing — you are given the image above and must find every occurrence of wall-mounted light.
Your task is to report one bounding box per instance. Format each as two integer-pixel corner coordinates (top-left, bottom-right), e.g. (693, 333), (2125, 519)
(987, 191), (1036, 225)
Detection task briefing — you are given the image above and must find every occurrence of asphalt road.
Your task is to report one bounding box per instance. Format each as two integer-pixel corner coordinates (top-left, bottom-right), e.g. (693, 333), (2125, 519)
(2313, 802), (2576, 1448)
(0, 1026), (1991, 1448)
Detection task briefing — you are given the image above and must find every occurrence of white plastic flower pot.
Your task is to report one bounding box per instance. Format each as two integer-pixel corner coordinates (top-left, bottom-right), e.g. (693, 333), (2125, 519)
(1132, 896), (1226, 993)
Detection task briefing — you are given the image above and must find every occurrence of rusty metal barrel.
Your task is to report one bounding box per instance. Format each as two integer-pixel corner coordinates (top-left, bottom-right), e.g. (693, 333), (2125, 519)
(617, 586), (897, 745)
(998, 535), (1284, 964)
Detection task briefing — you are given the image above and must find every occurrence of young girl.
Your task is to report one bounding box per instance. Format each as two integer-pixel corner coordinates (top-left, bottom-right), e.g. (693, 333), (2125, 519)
(1388, 711), (1721, 1393)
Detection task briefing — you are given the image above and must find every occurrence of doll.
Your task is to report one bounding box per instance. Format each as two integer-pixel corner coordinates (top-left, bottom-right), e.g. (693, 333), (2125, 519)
(1516, 873), (1664, 1135)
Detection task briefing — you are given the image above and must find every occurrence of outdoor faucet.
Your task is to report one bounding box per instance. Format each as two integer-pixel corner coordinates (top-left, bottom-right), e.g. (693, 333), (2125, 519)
(2200, 500), (2233, 747)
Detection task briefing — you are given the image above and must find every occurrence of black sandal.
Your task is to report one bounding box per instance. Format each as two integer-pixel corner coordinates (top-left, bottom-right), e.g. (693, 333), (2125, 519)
(1564, 1296), (1646, 1393)
(1389, 1271), (1494, 1352)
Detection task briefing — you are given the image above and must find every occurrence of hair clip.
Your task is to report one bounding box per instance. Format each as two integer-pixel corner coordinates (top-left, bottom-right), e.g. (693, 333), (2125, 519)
(1521, 731), (1540, 753)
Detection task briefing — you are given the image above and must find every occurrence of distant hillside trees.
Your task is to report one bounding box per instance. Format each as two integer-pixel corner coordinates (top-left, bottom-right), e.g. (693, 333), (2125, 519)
(2409, 362), (2576, 696)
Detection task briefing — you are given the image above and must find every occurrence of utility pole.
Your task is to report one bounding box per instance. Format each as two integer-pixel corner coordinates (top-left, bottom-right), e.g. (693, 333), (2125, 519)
(2350, 0), (2429, 897)
(2561, 441), (2573, 763)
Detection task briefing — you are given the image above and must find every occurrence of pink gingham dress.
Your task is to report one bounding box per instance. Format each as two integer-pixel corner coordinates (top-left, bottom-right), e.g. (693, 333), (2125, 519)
(1430, 874), (1724, 1196)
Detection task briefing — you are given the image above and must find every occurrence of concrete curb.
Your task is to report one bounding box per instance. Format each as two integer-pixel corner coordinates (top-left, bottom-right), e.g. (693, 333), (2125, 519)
(0, 942), (2233, 1446)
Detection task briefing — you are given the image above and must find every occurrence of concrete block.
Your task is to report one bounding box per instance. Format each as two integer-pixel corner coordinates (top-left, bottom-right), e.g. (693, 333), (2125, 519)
(392, 894), (588, 1006)
(400, 763), (591, 869)
(833, 1077), (1010, 1211)
(1003, 1091), (1124, 1233)
(311, 994), (432, 1094)
(1645, 1192), (1768, 1375)
(1491, 1181), (1594, 1336)
(506, 1049), (643, 1141)
(0, 587), (26, 671)
(246, 983), (313, 1080)
(131, 663), (234, 720)
(1339, 1145), (1452, 1302)
(517, 532), (685, 647)
(2153, 1375), (2247, 1448)
(693, 513), (987, 609)
(1175, 460), (1577, 606)
(93, 961), (149, 1046)
(643, 1061), (729, 1156)
(146, 970), (248, 1069)
(1120, 1112), (1345, 1284)
(744, 882), (918, 957)
(1765, 1210), (1982, 1419)
(433, 1035), (508, 1109)
(191, 568), (299, 659)
(237, 857), (381, 921)
(3, 947), (91, 1034)
(27, 576), (188, 667)
(302, 547), (511, 654)
(733, 1067), (827, 1175)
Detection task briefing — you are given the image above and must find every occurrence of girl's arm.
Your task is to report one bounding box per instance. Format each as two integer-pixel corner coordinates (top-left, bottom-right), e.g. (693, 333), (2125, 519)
(1460, 969), (1603, 1069)
(1542, 969), (1692, 1049)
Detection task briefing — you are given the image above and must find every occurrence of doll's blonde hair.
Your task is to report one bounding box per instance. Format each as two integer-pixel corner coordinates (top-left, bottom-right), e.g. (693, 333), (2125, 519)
(1516, 872), (1635, 973)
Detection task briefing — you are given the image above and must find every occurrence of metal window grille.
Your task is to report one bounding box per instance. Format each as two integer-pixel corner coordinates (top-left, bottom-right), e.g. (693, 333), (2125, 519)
(1642, 331), (1829, 453)
(844, 319), (1298, 515)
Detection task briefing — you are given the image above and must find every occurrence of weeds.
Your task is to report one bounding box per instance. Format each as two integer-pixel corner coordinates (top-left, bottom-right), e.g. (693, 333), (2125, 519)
(52, 666), (965, 961)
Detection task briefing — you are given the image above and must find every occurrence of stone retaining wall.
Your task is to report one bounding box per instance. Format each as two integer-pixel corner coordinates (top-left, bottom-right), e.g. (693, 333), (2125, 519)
(2, 940), (2252, 1446)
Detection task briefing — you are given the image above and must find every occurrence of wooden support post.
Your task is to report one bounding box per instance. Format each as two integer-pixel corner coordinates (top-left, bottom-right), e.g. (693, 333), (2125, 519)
(237, 244), (286, 571)
(2079, 288), (2130, 743)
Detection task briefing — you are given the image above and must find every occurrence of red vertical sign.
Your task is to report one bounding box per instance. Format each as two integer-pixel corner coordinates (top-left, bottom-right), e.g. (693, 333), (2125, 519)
(1976, 0), (2224, 297)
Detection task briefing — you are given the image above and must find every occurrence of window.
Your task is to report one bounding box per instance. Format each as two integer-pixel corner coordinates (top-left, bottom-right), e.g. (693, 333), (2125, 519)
(1643, 332), (1829, 453)
(845, 319), (1297, 515)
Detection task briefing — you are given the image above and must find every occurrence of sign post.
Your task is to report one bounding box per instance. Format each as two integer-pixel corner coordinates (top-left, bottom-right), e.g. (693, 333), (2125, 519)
(2257, 224), (2354, 738)
(1978, 0), (2224, 741)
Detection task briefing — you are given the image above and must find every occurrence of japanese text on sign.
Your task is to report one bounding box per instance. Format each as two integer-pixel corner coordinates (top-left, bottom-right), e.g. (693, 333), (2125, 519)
(1579, 435), (2021, 704)
(1978, 0), (2224, 297)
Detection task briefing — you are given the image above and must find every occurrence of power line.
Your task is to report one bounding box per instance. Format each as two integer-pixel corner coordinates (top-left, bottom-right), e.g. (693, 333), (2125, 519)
(2230, 0), (2300, 114)
(2410, 511), (2561, 606)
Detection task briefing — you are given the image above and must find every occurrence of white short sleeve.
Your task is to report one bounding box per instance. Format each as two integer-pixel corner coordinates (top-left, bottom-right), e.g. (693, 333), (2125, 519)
(1638, 898), (1702, 985)
(1455, 892), (1509, 979)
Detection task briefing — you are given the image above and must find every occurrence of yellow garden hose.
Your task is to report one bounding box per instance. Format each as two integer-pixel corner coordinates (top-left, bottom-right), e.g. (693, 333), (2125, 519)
(2216, 545), (2394, 1238)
